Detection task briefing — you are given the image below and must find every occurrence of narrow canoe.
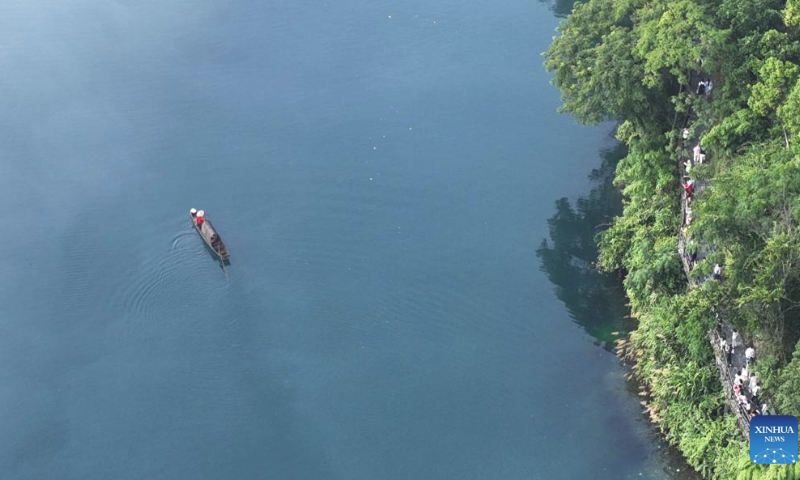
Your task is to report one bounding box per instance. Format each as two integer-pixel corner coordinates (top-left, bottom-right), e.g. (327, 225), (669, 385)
(190, 210), (230, 260)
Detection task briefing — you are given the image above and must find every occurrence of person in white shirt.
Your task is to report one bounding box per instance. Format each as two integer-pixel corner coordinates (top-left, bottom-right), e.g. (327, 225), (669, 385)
(693, 144), (702, 163)
(749, 373), (758, 392)
(745, 346), (755, 364)
(737, 393), (748, 406)
(761, 403), (769, 415)
(732, 329), (740, 352)
(741, 365), (750, 383)
(713, 263), (723, 280)
(682, 127), (690, 140)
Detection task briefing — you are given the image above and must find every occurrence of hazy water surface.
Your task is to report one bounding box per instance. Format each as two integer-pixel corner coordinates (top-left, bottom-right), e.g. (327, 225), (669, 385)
(0, 1), (698, 479)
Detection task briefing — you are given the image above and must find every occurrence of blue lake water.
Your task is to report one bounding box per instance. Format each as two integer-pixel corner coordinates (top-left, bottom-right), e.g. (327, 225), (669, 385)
(0, 0), (699, 478)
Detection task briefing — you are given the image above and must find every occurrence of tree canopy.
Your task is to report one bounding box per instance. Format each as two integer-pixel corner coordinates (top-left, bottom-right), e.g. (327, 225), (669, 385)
(546, 0), (800, 478)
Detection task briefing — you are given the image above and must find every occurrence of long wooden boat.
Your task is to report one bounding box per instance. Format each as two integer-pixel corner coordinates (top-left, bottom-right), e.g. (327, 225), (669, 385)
(189, 209), (230, 261)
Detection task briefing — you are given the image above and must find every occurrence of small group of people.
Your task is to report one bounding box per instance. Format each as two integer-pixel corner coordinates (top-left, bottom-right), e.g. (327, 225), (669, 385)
(697, 79), (713, 96)
(681, 142), (712, 265)
(721, 329), (740, 366)
(720, 331), (767, 418)
(734, 366), (765, 417)
(684, 144), (707, 177)
(679, 139), (723, 279)
(683, 146), (707, 226)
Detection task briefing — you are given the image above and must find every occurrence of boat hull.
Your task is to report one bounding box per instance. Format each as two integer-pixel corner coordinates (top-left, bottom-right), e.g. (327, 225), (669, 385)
(190, 212), (230, 260)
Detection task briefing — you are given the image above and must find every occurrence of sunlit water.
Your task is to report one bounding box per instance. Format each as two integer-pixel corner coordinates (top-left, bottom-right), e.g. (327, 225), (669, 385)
(0, 0), (698, 478)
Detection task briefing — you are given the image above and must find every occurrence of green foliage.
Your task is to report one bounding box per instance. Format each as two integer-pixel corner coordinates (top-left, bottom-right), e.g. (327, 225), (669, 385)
(671, 412), (737, 478)
(778, 79), (800, 145)
(756, 31), (800, 65)
(775, 339), (800, 417)
(731, 454), (800, 480)
(785, 0), (800, 30)
(749, 58), (800, 117)
(547, 0), (800, 477)
(703, 109), (767, 154)
(635, 0), (723, 87)
(692, 146), (800, 349)
(707, 29), (800, 124)
(543, 0), (672, 125)
(717, 0), (782, 36)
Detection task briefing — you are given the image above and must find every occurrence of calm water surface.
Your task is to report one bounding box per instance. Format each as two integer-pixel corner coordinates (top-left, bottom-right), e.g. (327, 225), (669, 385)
(0, 0), (699, 479)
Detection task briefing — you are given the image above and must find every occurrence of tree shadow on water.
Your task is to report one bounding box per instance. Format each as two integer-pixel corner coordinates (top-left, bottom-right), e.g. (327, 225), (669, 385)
(536, 142), (635, 351)
(538, 0), (579, 18)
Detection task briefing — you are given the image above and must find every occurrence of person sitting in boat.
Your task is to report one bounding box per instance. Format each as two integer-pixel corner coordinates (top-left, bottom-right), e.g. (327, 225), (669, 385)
(210, 233), (220, 247)
(196, 210), (205, 227)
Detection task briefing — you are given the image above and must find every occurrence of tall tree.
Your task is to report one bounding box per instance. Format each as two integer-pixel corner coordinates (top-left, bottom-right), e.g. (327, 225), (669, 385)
(544, 0), (671, 126)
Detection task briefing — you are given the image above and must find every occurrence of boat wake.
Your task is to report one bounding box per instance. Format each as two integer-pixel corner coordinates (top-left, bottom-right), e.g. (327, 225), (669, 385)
(109, 229), (221, 336)
(170, 230), (197, 250)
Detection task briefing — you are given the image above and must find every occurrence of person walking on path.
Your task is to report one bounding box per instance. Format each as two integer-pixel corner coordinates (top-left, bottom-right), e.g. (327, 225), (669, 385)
(737, 393), (748, 409)
(732, 329), (741, 353)
(685, 179), (695, 196)
(745, 346), (755, 365)
(723, 339), (732, 366)
(693, 144), (702, 163)
(751, 384), (761, 406)
(750, 373), (758, 391)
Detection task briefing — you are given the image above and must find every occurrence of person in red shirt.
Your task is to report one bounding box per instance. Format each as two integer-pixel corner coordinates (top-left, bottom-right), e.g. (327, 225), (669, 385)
(196, 210), (205, 227)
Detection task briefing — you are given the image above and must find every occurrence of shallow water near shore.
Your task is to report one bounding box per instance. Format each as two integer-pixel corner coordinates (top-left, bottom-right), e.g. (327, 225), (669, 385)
(0, 0), (698, 478)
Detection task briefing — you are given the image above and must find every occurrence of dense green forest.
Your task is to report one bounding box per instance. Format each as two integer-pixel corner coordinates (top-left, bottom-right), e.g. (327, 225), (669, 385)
(546, 0), (800, 478)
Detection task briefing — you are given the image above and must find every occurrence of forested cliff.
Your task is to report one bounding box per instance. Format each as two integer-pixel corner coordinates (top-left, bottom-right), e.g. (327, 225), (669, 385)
(546, 1), (800, 478)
